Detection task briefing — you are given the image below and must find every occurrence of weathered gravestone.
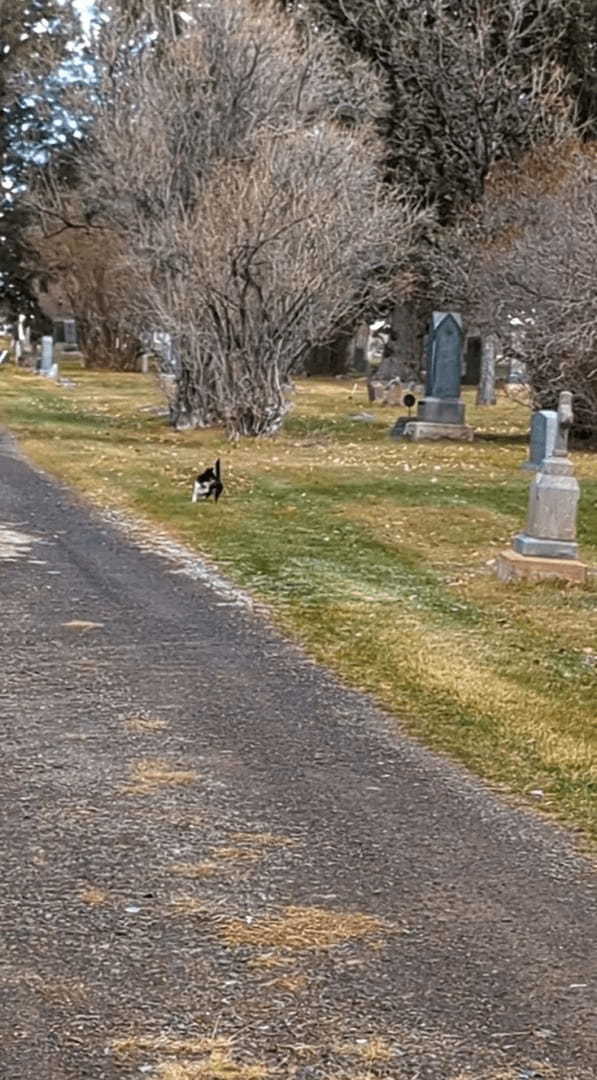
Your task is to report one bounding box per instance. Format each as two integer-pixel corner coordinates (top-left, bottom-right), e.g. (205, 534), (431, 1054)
(40, 336), (54, 375)
(506, 356), (528, 385)
(392, 312), (473, 441)
(522, 409), (557, 471)
(368, 377), (402, 405)
(495, 391), (587, 584)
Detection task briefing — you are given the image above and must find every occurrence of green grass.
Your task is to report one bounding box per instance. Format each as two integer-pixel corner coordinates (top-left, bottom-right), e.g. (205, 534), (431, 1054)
(2, 365), (596, 843)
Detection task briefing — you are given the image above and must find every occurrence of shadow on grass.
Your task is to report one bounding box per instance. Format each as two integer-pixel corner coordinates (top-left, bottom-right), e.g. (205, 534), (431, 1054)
(474, 432), (529, 446)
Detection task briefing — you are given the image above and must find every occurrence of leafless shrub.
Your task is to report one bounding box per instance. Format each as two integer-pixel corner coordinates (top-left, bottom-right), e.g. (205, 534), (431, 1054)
(25, 202), (142, 369)
(70, 0), (423, 434)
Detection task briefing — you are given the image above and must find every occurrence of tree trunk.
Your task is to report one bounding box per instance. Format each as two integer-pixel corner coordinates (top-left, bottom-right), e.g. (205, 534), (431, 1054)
(476, 332), (498, 405)
(350, 322), (370, 374)
(376, 299), (425, 383)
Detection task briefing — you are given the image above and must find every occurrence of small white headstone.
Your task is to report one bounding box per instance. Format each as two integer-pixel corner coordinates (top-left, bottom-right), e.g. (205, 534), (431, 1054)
(40, 336), (54, 373)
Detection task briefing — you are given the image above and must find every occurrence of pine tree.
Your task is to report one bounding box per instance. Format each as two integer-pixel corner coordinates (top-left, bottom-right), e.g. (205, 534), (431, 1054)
(0, 0), (79, 317)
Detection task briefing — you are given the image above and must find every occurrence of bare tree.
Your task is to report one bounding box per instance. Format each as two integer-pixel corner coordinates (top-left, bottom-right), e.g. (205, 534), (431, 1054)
(64, 0), (423, 434)
(142, 129), (420, 434)
(25, 198), (142, 369)
(268, 0), (579, 378)
(434, 141), (597, 431)
(273, 0), (577, 218)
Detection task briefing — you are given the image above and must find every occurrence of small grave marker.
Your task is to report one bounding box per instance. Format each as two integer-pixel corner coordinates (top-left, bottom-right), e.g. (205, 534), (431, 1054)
(522, 410), (557, 471)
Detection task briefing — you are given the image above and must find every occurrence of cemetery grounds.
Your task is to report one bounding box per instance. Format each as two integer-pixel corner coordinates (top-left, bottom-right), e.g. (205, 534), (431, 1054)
(1, 366), (596, 846)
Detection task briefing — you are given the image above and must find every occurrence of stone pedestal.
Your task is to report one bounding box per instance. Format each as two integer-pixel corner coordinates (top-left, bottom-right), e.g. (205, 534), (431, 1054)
(513, 533), (578, 559)
(518, 455), (581, 555)
(495, 550), (587, 584)
(403, 420), (474, 442)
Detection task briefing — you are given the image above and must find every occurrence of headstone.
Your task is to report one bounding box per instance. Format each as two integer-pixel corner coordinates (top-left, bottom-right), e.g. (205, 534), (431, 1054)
(40, 336), (54, 375)
(384, 379), (402, 406)
(367, 379), (385, 403)
(64, 319), (77, 346)
(391, 312), (473, 441)
(522, 410), (557, 471)
(152, 331), (175, 374)
(367, 377), (402, 406)
(506, 356), (528, 385)
(495, 391), (587, 583)
(476, 333), (498, 406)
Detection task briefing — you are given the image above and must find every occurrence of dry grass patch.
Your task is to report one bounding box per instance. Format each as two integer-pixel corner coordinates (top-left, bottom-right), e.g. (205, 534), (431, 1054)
(450, 1067), (587, 1080)
(123, 758), (198, 795)
(167, 895), (215, 917)
(62, 619), (104, 630)
(326, 1075), (403, 1080)
(79, 885), (110, 906)
(210, 845), (262, 863)
(169, 861), (220, 879)
(157, 1056), (267, 1080)
(219, 905), (393, 951)
(125, 713), (169, 733)
(193, 834), (298, 875)
(264, 973), (308, 992)
(111, 1035), (267, 1080)
(335, 1039), (394, 1064)
(229, 832), (296, 849)
(112, 1035), (233, 1057)
(246, 951), (297, 970)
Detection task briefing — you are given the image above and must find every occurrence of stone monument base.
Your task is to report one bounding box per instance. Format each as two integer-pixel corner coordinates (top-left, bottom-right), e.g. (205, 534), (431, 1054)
(513, 532), (578, 559)
(403, 420), (474, 443)
(494, 549), (587, 585)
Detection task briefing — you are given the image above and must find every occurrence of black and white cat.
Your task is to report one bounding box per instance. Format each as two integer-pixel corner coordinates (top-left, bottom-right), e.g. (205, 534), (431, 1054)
(192, 459), (223, 503)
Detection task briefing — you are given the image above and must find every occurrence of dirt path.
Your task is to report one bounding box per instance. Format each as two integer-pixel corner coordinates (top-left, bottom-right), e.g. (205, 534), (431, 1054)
(1, 432), (595, 1080)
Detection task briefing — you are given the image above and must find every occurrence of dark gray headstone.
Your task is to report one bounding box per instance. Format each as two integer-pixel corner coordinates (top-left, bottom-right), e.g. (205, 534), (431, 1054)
(425, 312), (463, 399)
(64, 319), (77, 346)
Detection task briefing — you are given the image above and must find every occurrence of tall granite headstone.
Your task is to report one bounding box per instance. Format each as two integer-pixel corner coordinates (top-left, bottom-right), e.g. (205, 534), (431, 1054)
(393, 312), (473, 441)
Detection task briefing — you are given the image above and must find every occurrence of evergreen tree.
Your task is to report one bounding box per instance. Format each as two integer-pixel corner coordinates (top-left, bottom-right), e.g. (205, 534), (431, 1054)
(0, 0), (79, 317)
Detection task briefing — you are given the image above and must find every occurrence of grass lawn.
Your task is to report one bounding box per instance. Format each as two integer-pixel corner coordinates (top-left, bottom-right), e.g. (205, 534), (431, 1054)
(1, 364), (596, 844)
